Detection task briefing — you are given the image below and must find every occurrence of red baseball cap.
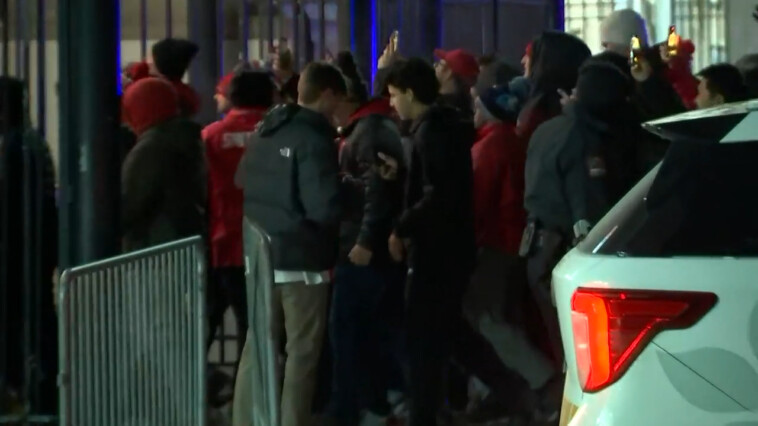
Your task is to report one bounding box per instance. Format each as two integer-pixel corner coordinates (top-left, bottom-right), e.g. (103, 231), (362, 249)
(434, 48), (479, 80)
(216, 73), (235, 96)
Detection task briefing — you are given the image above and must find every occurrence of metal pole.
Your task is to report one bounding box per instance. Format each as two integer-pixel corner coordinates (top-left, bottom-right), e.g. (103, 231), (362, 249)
(36, 0), (45, 137)
(268, 0), (275, 56)
(492, 0), (499, 53)
(140, 0), (147, 60)
(293, 0), (300, 70)
(166, 0), (173, 38)
(217, 0), (225, 76)
(58, 0), (121, 268)
(318, 0), (325, 59)
(188, 0), (220, 124)
(15, 0), (23, 78)
(1, 0), (7, 76)
(240, 0), (250, 61)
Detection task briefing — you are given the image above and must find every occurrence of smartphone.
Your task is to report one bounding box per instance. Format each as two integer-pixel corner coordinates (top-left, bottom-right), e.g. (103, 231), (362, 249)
(629, 35), (642, 67)
(667, 25), (680, 56)
(390, 30), (400, 52)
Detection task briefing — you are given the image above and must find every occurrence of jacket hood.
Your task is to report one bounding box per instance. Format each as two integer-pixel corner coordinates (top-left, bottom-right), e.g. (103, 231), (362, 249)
(412, 104), (477, 148)
(339, 97), (395, 138)
(349, 97), (393, 122)
(122, 77), (179, 136)
(529, 31), (591, 106)
(141, 117), (202, 149)
(257, 103), (337, 138)
(576, 61), (632, 114)
(172, 80), (201, 116)
(152, 38), (199, 81)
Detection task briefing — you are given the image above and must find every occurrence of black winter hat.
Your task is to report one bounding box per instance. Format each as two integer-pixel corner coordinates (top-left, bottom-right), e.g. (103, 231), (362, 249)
(478, 85), (521, 123)
(152, 38), (199, 81)
(575, 61), (632, 112)
(229, 71), (276, 108)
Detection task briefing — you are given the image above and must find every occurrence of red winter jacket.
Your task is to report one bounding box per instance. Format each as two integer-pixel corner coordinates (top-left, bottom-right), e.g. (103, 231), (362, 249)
(471, 121), (527, 254)
(664, 40), (699, 110)
(202, 108), (267, 267)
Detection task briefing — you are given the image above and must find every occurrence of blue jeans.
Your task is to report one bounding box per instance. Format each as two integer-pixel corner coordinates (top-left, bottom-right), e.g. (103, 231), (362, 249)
(328, 263), (403, 425)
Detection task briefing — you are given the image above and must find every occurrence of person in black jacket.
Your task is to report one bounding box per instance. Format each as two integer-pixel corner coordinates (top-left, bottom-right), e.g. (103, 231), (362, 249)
(0, 77), (58, 414)
(234, 62), (346, 426)
(385, 58), (537, 426)
(522, 62), (639, 412)
(121, 77), (207, 252)
(326, 57), (406, 426)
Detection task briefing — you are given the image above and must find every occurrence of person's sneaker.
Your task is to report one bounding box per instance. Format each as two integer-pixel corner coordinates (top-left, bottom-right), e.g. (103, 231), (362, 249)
(466, 389), (538, 426)
(532, 375), (563, 425)
(465, 394), (515, 424)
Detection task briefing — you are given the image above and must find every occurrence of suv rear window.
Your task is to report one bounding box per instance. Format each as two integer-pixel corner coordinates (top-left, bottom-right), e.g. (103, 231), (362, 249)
(579, 140), (758, 257)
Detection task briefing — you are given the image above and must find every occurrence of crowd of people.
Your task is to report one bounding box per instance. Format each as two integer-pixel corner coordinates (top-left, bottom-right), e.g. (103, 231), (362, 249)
(3, 3), (756, 424)
(94, 8), (758, 426)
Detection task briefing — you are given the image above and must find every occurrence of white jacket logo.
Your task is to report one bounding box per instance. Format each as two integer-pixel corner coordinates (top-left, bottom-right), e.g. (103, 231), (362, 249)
(222, 132), (255, 149)
(280, 147), (292, 158)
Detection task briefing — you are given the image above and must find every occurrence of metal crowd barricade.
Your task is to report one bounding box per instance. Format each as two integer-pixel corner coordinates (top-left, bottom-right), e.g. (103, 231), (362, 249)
(57, 237), (206, 426)
(241, 218), (280, 426)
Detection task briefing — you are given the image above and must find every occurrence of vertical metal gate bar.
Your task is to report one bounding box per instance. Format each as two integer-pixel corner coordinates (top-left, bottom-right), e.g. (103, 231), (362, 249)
(1, 0), (7, 75)
(21, 143), (33, 423)
(217, 0), (225, 77)
(492, 0), (499, 52)
(241, 0), (250, 61)
(268, 0), (274, 54)
(293, 0), (301, 70)
(140, 0), (147, 60)
(196, 247), (207, 423)
(36, 0), (45, 137)
(166, 0), (173, 38)
(15, 0), (22, 77)
(21, 0), (29, 86)
(318, 0), (325, 59)
(0, 136), (6, 422)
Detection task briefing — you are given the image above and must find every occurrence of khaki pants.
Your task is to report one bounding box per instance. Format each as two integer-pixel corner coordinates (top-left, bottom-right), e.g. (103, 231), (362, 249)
(233, 282), (330, 426)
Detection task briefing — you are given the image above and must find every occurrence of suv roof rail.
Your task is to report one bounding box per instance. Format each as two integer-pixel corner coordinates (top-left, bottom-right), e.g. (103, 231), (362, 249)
(643, 100), (758, 143)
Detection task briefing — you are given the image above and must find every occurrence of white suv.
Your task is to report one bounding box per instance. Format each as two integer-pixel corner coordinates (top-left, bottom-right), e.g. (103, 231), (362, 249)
(555, 101), (758, 425)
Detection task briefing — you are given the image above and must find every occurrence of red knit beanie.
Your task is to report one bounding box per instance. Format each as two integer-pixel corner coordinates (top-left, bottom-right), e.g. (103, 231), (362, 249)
(122, 77), (179, 136)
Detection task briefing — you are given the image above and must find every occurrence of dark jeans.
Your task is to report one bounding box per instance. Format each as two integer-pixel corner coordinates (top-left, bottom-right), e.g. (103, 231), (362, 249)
(407, 262), (534, 425)
(207, 267), (248, 359)
(405, 265), (462, 426)
(328, 263), (403, 426)
(526, 230), (568, 372)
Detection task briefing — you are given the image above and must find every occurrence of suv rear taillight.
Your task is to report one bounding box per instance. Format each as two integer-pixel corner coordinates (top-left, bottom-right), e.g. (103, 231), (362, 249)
(570, 287), (717, 392)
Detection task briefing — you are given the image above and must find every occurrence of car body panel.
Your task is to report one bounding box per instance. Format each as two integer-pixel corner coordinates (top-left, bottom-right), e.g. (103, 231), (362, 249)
(554, 249), (758, 425)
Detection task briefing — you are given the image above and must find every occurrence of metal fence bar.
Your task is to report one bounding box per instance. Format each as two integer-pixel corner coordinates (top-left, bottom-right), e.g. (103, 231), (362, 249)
(140, 0), (147, 60)
(242, 218), (280, 426)
(58, 237), (206, 426)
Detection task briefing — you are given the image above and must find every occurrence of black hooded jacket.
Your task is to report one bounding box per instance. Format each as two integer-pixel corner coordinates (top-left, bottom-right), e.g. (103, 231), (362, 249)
(587, 50), (687, 176)
(1, 77), (58, 393)
(396, 104), (477, 271)
(524, 63), (639, 237)
(122, 118), (207, 252)
(237, 104), (341, 272)
(338, 99), (405, 265)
